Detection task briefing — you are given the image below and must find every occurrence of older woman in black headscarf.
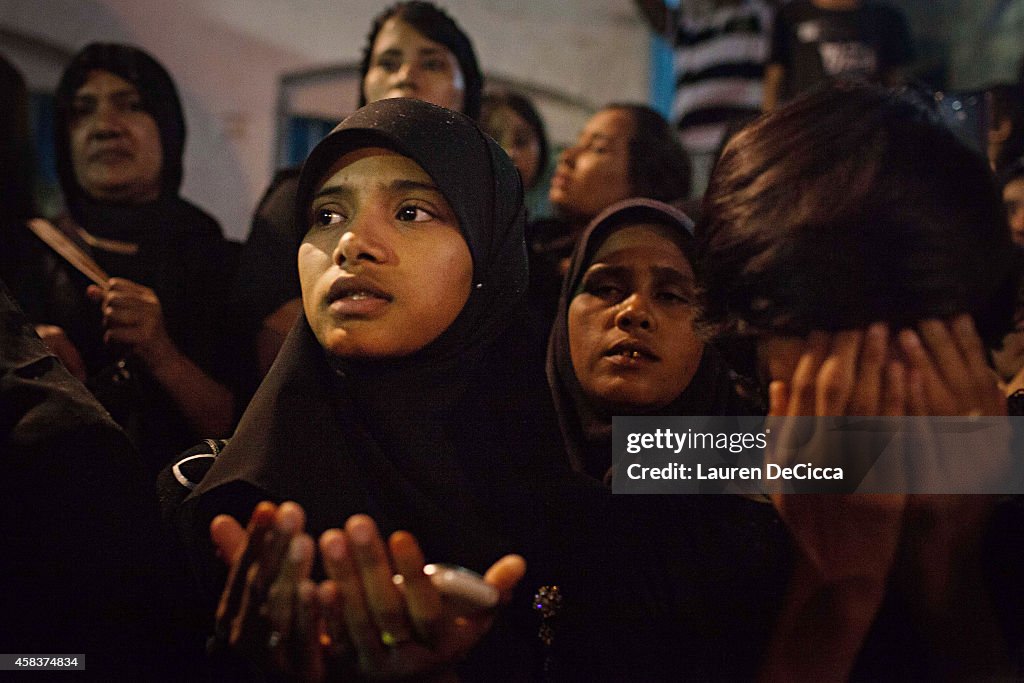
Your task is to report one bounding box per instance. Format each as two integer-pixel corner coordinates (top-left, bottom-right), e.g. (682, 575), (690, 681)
(544, 198), (790, 680)
(170, 97), (608, 680)
(546, 198), (750, 484)
(25, 43), (235, 473)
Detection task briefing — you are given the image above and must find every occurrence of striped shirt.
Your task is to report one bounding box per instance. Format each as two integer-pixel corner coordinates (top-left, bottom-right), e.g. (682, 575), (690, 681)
(672, 1), (774, 152)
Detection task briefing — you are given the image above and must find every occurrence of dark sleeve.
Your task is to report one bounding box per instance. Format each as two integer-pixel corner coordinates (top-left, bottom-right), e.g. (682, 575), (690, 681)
(879, 5), (914, 69)
(0, 280), (196, 674)
(230, 170), (302, 330)
(165, 213), (238, 388)
(985, 497), (1024, 653)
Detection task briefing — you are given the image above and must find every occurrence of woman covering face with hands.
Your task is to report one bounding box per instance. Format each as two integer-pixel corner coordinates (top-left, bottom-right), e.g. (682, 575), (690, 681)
(699, 83), (1024, 680)
(173, 98), (607, 680)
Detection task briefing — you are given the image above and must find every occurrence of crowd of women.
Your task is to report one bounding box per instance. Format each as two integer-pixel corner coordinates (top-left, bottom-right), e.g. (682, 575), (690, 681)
(3, 1), (1024, 680)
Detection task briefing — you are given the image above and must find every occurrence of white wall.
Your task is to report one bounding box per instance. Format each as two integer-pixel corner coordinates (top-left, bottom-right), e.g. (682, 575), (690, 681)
(1, 0), (651, 240)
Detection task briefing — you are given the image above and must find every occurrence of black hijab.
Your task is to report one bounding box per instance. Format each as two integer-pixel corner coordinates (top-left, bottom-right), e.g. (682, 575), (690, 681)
(546, 198), (747, 482)
(189, 98), (590, 579)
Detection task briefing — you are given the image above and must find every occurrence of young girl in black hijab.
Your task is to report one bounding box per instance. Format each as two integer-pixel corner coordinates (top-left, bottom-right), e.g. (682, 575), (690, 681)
(173, 97), (607, 680)
(234, 1), (484, 381)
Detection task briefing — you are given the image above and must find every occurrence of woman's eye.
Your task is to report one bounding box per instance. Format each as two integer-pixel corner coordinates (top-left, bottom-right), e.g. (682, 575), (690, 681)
(422, 58), (447, 72)
(585, 283), (623, 300)
(657, 289), (692, 304)
(313, 208), (343, 227)
(375, 58), (400, 72)
(396, 205), (432, 222)
(70, 101), (94, 118)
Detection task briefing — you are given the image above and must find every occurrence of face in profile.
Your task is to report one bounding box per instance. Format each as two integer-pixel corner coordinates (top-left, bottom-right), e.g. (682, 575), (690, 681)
(363, 17), (466, 112)
(299, 147), (473, 358)
(550, 108), (634, 221)
(1004, 176), (1024, 247)
(484, 104), (542, 188)
(69, 69), (163, 203)
(568, 224), (703, 413)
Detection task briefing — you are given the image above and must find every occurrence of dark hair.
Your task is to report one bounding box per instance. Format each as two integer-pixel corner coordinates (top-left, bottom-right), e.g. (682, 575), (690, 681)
(699, 83), (1017, 377)
(0, 53), (35, 221)
(359, 1), (483, 120)
(54, 43), (185, 201)
(1000, 156), (1024, 188)
(605, 103), (692, 203)
(480, 90), (549, 187)
(988, 83), (1024, 174)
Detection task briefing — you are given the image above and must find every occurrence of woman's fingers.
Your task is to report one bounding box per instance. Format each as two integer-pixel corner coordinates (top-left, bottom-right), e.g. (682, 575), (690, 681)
(950, 315), (1006, 416)
(918, 318), (975, 403)
(210, 514), (248, 566)
(232, 502), (306, 649)
(390, 531), (443, 646)
(849, 323), (888, 416)
(788, 331), (830, 416)
(881, 360), (908, 417)
(320, 527), (387, 667)
(266, 533), (315, 657)
(318, 580), (354, 667)
(898, 328), (957, 415)
(816, 328), (862, 416)
(294, 579), (326, 682)
(214, 502), (277, 632)
(482, 554), (527, 604)
(767, 380), (790, 418)
(346, 515), (413, 652)
(902, 316), (1005, 416)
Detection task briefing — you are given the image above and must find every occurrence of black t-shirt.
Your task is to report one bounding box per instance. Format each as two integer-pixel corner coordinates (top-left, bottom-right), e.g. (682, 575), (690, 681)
(770, 1), (913, 102)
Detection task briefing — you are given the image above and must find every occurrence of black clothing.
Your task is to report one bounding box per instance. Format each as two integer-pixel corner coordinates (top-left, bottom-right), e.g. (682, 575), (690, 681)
(15, 44), (237, 473)
(0, 280), (203, 678)
(17, 200), (234, 474)
(525, 216), (576, 338)
(769, 1), (913, 102)
(172, 99), (611, 680)
(230, 169), (301, 339)
(541, 199), (790, 679)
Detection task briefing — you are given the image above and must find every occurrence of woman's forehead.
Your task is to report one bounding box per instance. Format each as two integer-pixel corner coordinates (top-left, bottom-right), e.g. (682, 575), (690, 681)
(317, 147), (431, 190)
(373, 16), (451, 57)
(591, 223), (689, 265)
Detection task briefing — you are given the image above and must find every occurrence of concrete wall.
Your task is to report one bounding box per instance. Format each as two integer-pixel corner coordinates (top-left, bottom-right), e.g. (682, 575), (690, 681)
(1, 0), (650, 240)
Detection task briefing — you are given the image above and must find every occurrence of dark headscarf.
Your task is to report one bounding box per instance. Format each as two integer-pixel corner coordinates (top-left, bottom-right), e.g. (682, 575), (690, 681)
(41, 44), (227, 470)
(190, 98), (587, 586)
(54, 43), (186, 216)
(546, 198), (747, 482)
(295, 97), (526, 363)
(358, 1), (483, 120)
(0, 54), (35, 223)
